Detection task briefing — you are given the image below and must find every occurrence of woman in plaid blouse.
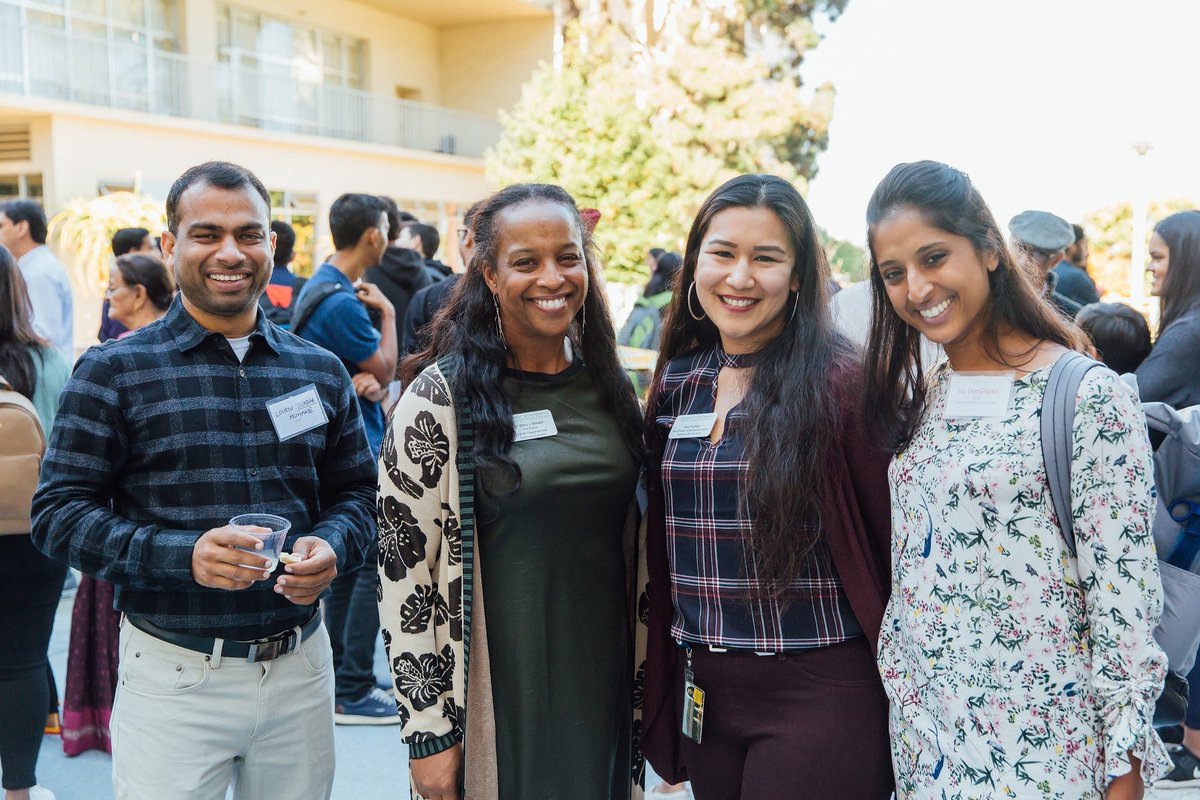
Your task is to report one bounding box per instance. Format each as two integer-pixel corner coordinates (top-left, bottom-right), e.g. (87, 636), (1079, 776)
(639, 174), (895, 798)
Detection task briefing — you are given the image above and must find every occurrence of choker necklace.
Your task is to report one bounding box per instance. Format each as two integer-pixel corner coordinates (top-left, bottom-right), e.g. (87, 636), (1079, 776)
(717, 347), (762, 369)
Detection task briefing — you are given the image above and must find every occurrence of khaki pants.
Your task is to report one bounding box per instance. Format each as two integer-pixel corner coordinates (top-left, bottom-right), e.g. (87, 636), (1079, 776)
(111, 618), (336, 800)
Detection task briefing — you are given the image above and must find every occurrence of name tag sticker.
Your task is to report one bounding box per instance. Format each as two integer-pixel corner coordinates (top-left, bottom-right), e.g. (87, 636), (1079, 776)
(669, 412), (718, 439)
(266, 384), (329, 441)
(944, 373), (1014, 419)
(512, 409), (558, 442)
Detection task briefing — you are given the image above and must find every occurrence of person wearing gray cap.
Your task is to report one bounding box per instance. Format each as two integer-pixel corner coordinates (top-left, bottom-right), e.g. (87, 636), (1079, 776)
(1009, 209), (1083, 319)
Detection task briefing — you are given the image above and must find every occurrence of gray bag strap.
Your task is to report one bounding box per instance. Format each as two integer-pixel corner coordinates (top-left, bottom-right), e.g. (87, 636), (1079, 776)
(1040, 351), (1103, 557)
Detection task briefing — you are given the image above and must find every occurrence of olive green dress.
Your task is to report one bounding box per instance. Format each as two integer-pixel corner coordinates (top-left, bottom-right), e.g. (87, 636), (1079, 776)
(477, 361), (638, 800)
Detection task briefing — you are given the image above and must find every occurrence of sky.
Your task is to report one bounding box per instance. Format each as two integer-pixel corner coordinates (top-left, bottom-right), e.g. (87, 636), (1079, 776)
(801, 0), (1200, 245)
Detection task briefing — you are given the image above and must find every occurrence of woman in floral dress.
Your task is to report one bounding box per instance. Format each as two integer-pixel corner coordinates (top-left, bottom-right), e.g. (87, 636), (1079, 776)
(861, 160), (1172, 799)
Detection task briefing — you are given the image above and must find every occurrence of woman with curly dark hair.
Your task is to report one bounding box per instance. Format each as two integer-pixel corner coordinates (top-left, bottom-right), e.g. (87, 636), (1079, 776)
(376, 183), (647, 800)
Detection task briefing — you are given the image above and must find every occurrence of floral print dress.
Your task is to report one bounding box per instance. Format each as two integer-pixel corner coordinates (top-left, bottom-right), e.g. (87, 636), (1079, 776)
(879, 360), (1173, 799)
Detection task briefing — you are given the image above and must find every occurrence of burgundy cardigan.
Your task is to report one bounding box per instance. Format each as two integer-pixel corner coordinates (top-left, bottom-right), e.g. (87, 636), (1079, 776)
(639, 367), (894, 783)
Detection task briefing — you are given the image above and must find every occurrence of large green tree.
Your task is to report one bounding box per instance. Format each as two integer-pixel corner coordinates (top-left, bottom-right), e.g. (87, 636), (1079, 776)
(489, 1), (847, 282)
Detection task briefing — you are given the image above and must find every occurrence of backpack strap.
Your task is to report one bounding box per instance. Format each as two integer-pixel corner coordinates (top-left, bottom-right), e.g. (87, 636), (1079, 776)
(289, 282), (343, 338)
(1040, 351), (1102, 557)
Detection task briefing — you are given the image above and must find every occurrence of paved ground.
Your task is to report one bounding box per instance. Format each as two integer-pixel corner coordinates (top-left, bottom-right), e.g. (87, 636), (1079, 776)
(14, 582), (1192, 798)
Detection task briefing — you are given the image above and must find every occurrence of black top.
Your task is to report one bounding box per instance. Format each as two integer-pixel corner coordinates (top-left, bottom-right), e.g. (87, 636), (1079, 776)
(402, 275), (460, 354)
(1052, 261), (1101, 307)
(1136, 305), (1200, 409)
(365, 246), (433, 346)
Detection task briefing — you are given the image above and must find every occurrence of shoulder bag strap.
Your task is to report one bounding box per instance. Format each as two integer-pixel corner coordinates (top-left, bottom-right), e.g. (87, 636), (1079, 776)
(1040, 351), (1102, 557)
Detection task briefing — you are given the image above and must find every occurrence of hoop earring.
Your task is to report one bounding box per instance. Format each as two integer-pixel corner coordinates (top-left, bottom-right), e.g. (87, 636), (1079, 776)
(788, 291), (799, 323)
(492, 294), (505, 343)
(686, 281), (707, 321)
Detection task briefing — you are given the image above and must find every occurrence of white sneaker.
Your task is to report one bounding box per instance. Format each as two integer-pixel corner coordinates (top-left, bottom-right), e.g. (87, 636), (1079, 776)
(28, 786), (57, 800)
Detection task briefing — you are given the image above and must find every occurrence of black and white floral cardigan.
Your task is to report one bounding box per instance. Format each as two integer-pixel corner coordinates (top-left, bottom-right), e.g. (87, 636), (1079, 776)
(377, 360), (648, 800)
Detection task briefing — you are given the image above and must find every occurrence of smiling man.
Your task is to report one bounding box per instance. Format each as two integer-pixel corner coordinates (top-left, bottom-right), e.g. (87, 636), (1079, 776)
(31, 161), (377, 800)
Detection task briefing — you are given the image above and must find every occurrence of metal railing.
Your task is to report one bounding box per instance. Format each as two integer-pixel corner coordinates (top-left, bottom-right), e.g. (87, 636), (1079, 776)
(0, 24), (500, 158)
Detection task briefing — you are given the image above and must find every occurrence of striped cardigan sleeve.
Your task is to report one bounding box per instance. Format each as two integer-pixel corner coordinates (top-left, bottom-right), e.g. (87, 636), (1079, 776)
(377, 365), (465, 756)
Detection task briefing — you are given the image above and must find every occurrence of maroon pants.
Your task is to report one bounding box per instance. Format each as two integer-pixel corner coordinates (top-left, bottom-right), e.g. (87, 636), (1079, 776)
(676, 636), (893, 800)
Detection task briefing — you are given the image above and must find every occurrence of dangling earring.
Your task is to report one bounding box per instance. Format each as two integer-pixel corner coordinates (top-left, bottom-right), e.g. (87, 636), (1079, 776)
(687, 281), (707, 321)
(788, 291), (799, 323)
(492, 294), (505, 343)
(577, 301), (586, 339)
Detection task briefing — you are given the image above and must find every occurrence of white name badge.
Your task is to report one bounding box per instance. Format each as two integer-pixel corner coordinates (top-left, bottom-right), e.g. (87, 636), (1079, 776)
(944, 373), (1014, 419)
(512, 409), (558, 442)
(669, 412), (718, 439)
(266, 384), (329, 441)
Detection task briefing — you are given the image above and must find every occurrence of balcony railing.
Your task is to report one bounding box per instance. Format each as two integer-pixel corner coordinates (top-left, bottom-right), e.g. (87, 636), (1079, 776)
(0, 25), (500, 158)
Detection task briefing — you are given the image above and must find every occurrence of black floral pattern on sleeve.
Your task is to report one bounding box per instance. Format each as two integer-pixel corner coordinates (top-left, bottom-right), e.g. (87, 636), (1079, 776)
(404, 410), (450, 489)
(438, 505), (461, 566)
(445, 577), (463, 642)
(410, 371), (452, 407)
(399, 584), (440, 634)
(377, 495), (427, 582)
(442, 698), (463, 734)
(392, 644), (454, 712)
(381, 424), (425, 500)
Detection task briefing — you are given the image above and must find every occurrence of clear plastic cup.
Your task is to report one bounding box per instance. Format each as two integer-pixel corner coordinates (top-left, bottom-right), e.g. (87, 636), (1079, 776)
(230, 513), (291, 571)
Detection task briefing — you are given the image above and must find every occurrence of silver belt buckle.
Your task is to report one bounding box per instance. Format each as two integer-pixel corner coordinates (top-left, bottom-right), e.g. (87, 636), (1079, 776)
(246, 631), (294, 663)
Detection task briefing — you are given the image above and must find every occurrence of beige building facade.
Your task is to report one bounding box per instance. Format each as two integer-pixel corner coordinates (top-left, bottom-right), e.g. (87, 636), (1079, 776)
(0, 0), (553, 346)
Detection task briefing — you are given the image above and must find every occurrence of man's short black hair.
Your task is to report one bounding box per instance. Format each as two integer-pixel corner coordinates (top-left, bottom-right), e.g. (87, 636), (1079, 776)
(270, 219), (296, 266)
(379, 196), (402, 242)
(410, 223), (440, 260)
(166, 161), (271, 234)
(1075, 302), (1153, 374)
(111, 227), (151, 257)
(397, 210), (418, 224)
(1071, 224), (1085, 244)
(329, 193), (387, 251)
(2, 199), (48, 244)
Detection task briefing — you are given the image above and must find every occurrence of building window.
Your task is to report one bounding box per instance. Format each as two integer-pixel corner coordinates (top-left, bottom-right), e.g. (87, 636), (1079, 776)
(217, 7), (365, 89)
(0, 1), (183, 113)
(216, 6), (368, 138)
(270, 189), (319, 277)
(0, 172), (43, 202)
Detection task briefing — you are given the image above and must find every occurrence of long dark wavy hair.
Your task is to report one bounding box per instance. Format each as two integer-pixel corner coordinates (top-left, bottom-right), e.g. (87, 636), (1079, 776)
(863, 161), (1085, 451)
(0, 244), (48, 400)
(401, 183), (645, 486)
(650, 173), (856, 596)
(1154, 210), (1200, 332)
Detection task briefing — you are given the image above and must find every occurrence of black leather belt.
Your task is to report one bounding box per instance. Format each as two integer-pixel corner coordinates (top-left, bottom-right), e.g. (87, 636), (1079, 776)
(126, 610), (322, 663)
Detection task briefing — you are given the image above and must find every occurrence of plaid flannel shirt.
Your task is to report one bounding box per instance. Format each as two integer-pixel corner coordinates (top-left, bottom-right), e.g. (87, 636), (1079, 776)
(32, 297), (377, 639)
(654, 347), (863, 651)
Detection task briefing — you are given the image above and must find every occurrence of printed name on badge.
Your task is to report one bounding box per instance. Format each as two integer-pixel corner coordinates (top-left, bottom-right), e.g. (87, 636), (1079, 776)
(944, 373), (1014, 419)
(669, 412), (719, 439)
(266, 384), (329, 441)
(512, 409), (558, 442)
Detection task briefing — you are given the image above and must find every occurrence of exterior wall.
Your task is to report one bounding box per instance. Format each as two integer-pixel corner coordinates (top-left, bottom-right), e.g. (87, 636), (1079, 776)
(44, 112), (487, 207)
(36, 108), (489, 347)
(439, 17), (553, 119)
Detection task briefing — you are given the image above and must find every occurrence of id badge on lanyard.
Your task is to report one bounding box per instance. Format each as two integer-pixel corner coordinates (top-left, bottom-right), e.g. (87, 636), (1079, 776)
(681, 645), (705, 743)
